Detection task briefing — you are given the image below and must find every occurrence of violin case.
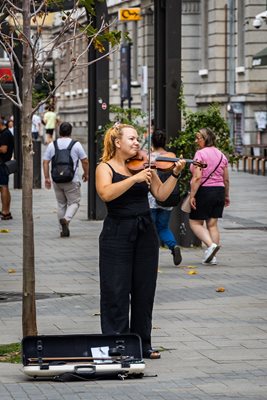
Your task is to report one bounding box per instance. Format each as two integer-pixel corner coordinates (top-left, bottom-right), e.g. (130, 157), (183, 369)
(21, 333), (145, 380)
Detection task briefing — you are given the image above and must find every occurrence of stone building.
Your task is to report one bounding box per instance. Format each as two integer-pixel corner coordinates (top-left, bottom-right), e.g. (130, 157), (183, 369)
(54, 0), (267, 147)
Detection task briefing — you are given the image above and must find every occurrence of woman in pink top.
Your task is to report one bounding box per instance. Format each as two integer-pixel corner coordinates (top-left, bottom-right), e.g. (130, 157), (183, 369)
(189, 128), (230, 265)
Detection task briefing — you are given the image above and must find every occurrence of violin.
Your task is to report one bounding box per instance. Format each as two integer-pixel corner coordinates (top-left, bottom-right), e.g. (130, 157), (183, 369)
(155, 153), (207, 170)
(126, 150), (207, 174)
(126, 150), (155, 173)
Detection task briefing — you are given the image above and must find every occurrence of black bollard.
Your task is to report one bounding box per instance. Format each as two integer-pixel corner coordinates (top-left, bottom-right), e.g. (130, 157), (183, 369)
(33, 140), (42, 189)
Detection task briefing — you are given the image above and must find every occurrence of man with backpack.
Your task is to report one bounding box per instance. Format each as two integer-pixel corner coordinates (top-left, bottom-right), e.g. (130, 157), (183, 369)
(43, 122), (89, 237)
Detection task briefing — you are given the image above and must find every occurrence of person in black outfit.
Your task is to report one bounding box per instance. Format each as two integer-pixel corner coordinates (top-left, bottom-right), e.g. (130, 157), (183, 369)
(148, 130), (182, 266)
(0, 118), (14, 220)
(95, 123), (185, 359)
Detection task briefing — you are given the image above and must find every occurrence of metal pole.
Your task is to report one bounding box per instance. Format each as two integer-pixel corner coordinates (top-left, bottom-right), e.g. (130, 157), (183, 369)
(88, 32), (97, 220)
(87, 0), (109, 220)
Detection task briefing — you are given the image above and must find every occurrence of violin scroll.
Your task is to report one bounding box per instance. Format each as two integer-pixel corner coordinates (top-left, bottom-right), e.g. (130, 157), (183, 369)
(192, 159), (207, 169)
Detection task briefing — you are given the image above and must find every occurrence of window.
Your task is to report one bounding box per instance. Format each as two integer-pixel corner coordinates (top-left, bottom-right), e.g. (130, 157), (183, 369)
(200, 0), (208, 70)
(237, 0), (245, 68)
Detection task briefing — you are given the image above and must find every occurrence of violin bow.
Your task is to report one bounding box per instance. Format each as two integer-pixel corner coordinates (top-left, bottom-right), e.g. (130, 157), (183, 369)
(147, 88), (152, 169)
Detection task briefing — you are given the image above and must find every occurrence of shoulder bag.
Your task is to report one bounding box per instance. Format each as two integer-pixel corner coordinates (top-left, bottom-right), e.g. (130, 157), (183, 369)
(4, 159), (18, 175)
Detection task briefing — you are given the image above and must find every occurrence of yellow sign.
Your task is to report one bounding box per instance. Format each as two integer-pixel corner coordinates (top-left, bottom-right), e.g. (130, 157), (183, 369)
(118, 8), (141, 21)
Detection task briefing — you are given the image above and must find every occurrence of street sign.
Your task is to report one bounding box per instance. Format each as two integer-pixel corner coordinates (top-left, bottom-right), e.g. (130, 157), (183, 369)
(101, 102), (107, 110)
(118, 8), (141, 21)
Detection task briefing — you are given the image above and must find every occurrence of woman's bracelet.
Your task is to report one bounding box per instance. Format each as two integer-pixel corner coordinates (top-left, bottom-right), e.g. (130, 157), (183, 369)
(171, 171), (181, 179)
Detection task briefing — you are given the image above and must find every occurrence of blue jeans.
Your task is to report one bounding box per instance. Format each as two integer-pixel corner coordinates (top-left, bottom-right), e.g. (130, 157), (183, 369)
(150, 208), (176, 250)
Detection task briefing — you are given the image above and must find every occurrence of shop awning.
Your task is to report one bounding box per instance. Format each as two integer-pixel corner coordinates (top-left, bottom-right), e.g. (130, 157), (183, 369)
(252, 47), (267, 67)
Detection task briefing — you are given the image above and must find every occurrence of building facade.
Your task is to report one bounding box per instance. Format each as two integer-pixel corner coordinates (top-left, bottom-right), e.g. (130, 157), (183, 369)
(53, 0), (267, 147)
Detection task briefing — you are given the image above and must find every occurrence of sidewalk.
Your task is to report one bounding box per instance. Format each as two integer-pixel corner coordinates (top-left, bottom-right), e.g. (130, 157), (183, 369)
(0, 169), (267, 399)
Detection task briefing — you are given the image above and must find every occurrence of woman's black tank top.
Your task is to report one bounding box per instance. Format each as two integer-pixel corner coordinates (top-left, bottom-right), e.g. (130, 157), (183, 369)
(105, 163), (150, 217)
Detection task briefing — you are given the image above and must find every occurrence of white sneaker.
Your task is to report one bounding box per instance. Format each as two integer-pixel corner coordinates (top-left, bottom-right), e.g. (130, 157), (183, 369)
(202, 256), (217, 265)
(210, 256), (217, 265)
(203, 243), (220, 263)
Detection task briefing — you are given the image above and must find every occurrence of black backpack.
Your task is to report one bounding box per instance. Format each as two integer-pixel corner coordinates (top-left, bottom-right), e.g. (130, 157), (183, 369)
(51, 140), (77, 183)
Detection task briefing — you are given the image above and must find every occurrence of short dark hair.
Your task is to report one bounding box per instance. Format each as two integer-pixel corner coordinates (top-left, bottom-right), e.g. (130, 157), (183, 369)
(59, 122), (72, 137)
(152, 129), (166, 149)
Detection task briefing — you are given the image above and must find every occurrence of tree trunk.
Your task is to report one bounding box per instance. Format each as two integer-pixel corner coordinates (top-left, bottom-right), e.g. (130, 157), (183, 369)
(22, 0), (37, 337)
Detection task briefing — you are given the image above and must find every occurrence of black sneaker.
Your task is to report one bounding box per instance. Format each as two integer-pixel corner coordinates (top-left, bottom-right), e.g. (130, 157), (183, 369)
(60, 218), (70, 237)
(171, 245), (182, 266)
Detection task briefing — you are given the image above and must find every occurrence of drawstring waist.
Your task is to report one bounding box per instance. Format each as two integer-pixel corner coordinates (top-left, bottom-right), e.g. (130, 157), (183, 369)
(107, 211), (151, 219)
(107, 211), (152, 242)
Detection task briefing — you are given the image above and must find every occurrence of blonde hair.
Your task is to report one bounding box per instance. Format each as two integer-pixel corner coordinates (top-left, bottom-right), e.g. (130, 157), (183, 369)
(101, 123), (135, 162)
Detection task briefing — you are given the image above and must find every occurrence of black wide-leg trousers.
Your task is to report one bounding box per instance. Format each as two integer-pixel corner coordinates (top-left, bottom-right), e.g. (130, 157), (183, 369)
(99, 214), (159, 352)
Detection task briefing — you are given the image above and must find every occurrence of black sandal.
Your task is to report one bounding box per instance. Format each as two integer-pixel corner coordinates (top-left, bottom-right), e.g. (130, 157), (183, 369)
(1, 212), (13, 220)
(143, 349), (161, 359)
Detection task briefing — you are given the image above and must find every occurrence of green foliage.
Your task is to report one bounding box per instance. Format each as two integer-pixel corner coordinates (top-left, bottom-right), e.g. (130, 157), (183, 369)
(105, 105), (147, 137)
(170, 102), (239, 196)
(96, 106), (147, 159)
(79, 0), (97, 15)
(32, 71), (54, 108)
(0, 343), (21, 364)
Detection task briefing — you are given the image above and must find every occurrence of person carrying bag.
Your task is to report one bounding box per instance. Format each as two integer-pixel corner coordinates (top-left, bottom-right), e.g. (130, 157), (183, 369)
(188, 128), (230, 265)
(181, 154), (223, 214)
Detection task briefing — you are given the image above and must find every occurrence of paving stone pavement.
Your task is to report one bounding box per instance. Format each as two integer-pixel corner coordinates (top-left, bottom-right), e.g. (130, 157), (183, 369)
(0, 168), (267, 399)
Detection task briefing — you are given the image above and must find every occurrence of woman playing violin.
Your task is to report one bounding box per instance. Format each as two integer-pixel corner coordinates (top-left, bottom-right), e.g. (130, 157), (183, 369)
(96, 123), (186, 359)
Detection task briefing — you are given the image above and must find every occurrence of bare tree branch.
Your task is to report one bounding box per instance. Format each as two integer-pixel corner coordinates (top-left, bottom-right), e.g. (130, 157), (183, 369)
(30, 0), (47, 16)
(3, 0), (23, 13)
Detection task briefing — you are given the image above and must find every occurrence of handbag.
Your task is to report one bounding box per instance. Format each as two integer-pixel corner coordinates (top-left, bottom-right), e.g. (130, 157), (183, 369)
(181, 193), (191, 213)
(181, 153), (223, 214)
(4, 159), (18, 175)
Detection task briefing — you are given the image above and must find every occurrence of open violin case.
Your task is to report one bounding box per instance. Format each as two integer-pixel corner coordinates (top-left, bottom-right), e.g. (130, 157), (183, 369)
(21, 333), (145, 380)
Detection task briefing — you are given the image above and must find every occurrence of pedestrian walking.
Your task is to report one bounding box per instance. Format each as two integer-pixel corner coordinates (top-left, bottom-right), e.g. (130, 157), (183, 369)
(95, 123), (185, 359)
(148, 129), (182, 266)
(43, 106), (59, 144)
(0, 117), (14, 220)
(31, 113), (42, 141)
(43, 122), (89, 237)
(188, 127), (230, 264)
(7, 118), (14, 135)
